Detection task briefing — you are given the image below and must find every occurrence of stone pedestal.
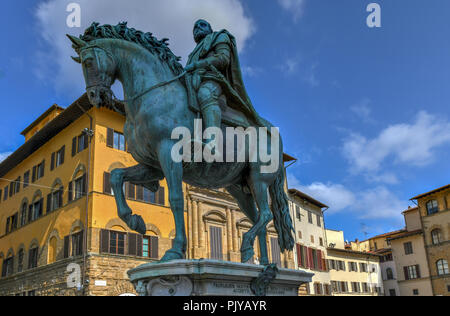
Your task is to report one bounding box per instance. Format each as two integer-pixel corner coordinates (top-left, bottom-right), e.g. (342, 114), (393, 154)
(127, 259), (314, 296)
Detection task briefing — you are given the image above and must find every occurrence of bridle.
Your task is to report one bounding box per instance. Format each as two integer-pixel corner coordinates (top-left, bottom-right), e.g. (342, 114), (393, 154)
(81, 44), (187, 110)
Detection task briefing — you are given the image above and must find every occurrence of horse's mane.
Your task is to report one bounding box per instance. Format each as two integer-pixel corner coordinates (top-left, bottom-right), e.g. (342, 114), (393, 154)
(80, 22), (184, 75)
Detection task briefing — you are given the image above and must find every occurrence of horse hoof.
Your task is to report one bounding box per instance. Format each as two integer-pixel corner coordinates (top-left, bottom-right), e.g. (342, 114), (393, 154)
(160, 249), (185, 262)
(131, 215), (147, 235)
(260, 258), (269, 266)
(240, 248), (255, 264)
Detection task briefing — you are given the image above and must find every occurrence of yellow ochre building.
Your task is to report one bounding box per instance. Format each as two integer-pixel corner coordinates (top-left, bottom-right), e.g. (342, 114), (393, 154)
(0, 95), (295, 296)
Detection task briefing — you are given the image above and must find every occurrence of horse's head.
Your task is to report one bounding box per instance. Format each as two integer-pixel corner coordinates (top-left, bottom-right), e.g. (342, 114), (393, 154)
(67, 35), (116, 108)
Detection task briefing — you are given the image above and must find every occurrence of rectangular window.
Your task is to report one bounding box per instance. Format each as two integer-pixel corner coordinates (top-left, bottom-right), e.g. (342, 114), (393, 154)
(360, 263), (368, 272)
(270, 237), (282, 266)
(109, 231), (126, 255)
(210, 226), (223, 261)
(77, 134), (88, 153)
(308, 211), (313, 224)
(389, 289), (396, 296)
(316, 214), (321, 227)
(56, 146), (65, 167)
(404, 242), (413, 255)
(295, 205), (301, 221)
(404, 265), (420, 280)
(36, 161), (45, 180)
(4, 186), (8, 201)
(413, 289), (419, 296)
(142, 236), (159, 259)
(24, 171), (30, 188)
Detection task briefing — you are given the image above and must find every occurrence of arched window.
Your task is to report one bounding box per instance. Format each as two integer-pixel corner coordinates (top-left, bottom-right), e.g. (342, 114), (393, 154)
(48, 237), (57, 264)
(431, 229), (442, 245)
(386, 268), (394, 280)
(47, 181), (63, 213)
(436, 259), (449, 276)
(69, 165), (87, 202)
(426, 200), (439, 215)
(29, 192), (44, 223)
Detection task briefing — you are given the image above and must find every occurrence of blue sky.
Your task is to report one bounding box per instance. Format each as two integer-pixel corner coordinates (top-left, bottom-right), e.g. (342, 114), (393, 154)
(1, 0), (449, 241)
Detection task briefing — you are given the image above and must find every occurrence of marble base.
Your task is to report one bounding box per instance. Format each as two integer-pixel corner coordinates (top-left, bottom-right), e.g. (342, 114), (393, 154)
(127, 259), (314, 296)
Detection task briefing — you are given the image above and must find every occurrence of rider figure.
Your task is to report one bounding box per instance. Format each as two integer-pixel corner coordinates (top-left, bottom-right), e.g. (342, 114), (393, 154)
(185, 19), (229, 153)
(185, 19), (266, 155)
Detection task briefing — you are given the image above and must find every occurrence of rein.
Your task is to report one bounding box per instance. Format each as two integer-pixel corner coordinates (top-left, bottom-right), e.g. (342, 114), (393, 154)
(112, 70), (187, 105)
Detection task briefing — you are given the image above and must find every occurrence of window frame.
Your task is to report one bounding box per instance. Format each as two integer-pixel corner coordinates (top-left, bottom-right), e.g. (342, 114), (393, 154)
(426, 200), (439, 215)
(436, 259), (449, 276)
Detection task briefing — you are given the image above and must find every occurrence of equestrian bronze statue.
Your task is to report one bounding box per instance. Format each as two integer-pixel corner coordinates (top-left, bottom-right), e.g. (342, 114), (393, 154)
(68, 21), (294, 265)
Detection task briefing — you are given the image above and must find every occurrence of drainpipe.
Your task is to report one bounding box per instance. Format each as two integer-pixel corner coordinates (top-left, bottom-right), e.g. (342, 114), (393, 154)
(76, 102), (94, 296)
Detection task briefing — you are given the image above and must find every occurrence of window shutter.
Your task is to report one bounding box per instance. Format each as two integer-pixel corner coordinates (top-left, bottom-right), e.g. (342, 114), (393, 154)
(72, 137), (77, 156)
(150, 236), (159, 259)
(47, 193), (52, 213)
(416, 265), (421, 278)
(6, 217), (10, 234)
(83, 133), (89, 151)
(317, 250), (323, 271)
(9, 183), (13, 197)
(41, 160), (45, 178)
(51, 152), (55, 171)
(100, 229), (110, 253)
(32, 166), (37, 183)
(78, 231), (84, 256)
(308, 247), (314, 269)
(137, 235), (143, 257)
(404, 267), (409, 280)
(103, 172), (111, 194)
(296, 244), (302, 267)
(106, 128), (114, 148)
(68, 181), (73, 202)
(128, 233), (137, 256)
(128, 183), (135, 200)
(28, 204), (33, 223)
(63, 236), (70, 258)
(136, 185), (144, 201)
(157, 187), (165, 206)
(59, 188), (63, 208)
(60, 146), (65, 165)
(83, 174), (87, 196)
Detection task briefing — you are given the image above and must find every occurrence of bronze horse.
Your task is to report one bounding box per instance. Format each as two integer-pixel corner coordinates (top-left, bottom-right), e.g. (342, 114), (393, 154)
(68, 23), (294, 264)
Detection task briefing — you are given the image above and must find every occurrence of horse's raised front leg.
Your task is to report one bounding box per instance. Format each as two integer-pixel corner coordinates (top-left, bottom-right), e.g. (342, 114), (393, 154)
(226, 185), (269, 266)
(110, 164), (164, 235)
(157, 141), (186, 262)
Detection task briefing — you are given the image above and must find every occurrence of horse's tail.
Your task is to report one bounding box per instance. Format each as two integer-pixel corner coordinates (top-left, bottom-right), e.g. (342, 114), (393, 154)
(269, 167), (295, 252)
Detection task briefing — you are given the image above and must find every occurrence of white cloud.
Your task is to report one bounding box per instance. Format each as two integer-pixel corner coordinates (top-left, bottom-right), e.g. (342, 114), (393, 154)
(343, 111), (450, 175)
(35, 0), (255, 97)
(277, 0), (305, 22)
(0, 152), (12, 163)
(289, 176), (407, 221)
